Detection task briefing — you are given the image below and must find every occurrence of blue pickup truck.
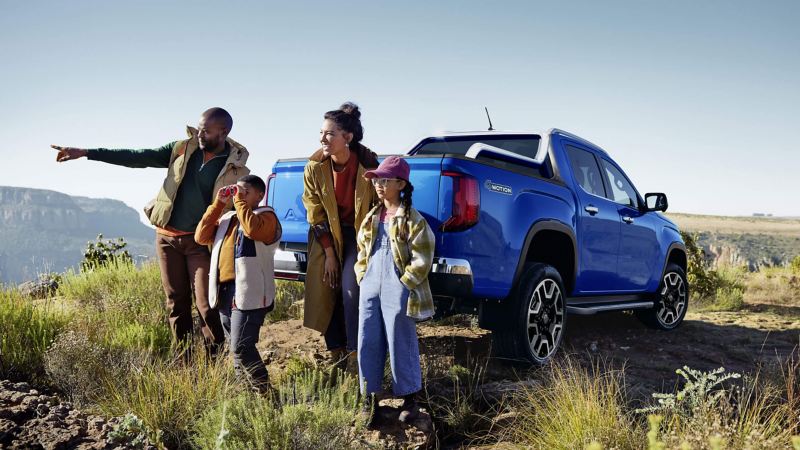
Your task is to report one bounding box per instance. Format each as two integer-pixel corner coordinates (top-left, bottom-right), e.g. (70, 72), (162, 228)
(266, 129), (688, 364)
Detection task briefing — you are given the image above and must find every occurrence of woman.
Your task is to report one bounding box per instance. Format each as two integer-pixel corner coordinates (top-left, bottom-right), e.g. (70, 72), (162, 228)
(302, 102), (379, 366)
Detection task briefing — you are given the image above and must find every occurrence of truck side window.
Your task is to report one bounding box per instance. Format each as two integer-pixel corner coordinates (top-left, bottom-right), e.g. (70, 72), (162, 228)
(565, 145), (606, 197)
(601, 159), (639, 208)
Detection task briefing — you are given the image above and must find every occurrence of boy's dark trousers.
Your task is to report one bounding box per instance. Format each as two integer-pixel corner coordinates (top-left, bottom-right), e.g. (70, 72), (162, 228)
(155, 233), (225, 357)
(217, 281), (270, 390)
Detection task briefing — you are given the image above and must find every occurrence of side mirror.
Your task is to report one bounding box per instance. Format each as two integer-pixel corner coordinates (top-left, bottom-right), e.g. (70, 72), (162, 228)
(644, 193), (668, 212)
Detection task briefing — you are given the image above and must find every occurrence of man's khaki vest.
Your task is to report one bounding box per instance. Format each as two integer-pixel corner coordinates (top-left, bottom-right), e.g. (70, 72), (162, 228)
(144, 126), (250, 228)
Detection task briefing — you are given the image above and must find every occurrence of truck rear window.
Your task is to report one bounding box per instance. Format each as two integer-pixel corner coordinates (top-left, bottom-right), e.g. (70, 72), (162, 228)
(412, 135), (552, 178)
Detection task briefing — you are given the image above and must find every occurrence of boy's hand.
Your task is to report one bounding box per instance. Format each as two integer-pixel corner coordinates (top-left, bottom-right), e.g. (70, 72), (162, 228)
(216, 186), (234, 203)
(51, 145), (88, 162)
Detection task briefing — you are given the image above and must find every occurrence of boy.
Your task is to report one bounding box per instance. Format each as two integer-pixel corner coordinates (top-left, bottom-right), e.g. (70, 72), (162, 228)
(195, 175), (281, 391)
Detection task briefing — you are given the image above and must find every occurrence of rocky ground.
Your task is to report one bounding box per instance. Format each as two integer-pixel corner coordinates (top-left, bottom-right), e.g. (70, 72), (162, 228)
(0, 380), (155, 450)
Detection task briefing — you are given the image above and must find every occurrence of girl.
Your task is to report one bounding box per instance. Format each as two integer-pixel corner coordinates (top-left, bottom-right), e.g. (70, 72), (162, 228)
(355, 156), (435, 425)
(301, 102), (379, 369)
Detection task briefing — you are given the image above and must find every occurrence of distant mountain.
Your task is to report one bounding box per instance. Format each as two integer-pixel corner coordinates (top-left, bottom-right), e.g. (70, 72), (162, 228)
(0, 186), (154, 284)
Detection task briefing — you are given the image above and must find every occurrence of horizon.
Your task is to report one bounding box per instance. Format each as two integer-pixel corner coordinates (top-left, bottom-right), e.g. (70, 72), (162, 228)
(2, 183), (798, 222)
(1, 1), (798, 218)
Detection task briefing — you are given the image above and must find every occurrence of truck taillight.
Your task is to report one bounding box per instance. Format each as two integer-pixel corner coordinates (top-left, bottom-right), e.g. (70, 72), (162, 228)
(441, 171), (480, 231)
(265, 173), (276, 206)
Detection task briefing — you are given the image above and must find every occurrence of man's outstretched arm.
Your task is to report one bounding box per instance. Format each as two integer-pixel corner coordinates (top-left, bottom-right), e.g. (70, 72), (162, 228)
(51, 141), (176, 168)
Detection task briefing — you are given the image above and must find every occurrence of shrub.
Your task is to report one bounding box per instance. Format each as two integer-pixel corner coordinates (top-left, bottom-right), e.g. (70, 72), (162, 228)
(44, 330), (108, 406)
(791, 255), (800, 274)
(192, 366), (362, 449)
(638, 366), (797, 448)
(81, 234), (132, 272)
(0, 289), (70, 382)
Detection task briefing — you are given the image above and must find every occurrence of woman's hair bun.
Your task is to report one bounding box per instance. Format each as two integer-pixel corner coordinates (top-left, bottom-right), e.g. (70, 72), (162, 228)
(339, 102), (361, 119)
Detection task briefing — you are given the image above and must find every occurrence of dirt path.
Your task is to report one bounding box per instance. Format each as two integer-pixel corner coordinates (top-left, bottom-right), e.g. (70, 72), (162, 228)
(259, 304), (800, 403)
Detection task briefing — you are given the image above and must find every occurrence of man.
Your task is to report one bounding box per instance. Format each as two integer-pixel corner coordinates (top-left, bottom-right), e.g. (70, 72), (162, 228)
(52, 107), (250, 358)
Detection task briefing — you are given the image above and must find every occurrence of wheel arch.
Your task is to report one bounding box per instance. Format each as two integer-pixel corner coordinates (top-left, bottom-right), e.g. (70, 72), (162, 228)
(513, 220), (578, 296)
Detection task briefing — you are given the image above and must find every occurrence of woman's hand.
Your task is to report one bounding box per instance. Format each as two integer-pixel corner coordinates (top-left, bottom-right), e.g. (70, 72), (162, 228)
(322, 250), (340, 289)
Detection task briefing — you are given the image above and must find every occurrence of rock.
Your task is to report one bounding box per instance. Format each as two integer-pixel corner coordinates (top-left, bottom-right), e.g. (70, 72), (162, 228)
(0, 418), (19, 443)
(18, 275), (59, 299)
(0, 378), (154, 449)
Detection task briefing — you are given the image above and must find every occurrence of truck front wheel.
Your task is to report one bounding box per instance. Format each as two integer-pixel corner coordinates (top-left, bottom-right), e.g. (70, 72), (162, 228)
(636, 263), (688, 330)
(493, 263), (567, 364)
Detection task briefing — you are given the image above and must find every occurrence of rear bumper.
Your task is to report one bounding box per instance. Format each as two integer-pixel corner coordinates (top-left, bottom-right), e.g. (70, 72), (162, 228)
(429, 257), (473, 298)
(274, 248), (473, 297)
(274, 248), (307, 281)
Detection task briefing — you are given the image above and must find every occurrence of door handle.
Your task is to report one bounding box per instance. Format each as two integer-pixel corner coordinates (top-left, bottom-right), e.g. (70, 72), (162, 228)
(622, 216), (634, 224)
(584, 205), (599, 215)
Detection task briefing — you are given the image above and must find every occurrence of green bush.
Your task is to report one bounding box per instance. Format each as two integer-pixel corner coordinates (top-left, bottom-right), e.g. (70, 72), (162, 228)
(0, 289), (70, 382)
(81, 234), (132, 272)
(681, 232), (747, 309)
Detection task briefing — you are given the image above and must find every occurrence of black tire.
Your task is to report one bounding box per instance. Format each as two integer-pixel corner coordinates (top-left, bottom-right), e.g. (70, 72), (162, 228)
(492, 263), (567, 364)
(636, 263), (689, 330)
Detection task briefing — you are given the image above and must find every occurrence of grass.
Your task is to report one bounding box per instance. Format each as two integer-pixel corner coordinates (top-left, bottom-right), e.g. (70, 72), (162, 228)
(743, 266), (800, 306)
(98, 350), (240, 449)
(192, 363), (363, 450)
(269, 280), (304, 322)
(57, 261), (171, 355)
(503, 357), (640, 450)
(0, 288), (70, 382)
(4, 259), (800, 448)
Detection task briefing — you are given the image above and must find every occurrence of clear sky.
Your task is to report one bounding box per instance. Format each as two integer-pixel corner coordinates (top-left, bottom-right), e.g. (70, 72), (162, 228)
(1, 0), (797, 220)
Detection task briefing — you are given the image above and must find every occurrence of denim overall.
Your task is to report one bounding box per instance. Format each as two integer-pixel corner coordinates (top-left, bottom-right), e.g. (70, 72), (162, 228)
(357, 221), (422, 396)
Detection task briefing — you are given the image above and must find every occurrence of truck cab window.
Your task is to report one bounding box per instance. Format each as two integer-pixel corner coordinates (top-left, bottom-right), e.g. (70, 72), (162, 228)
(601, 159), (639, 208)
(565, 145), (606, 197)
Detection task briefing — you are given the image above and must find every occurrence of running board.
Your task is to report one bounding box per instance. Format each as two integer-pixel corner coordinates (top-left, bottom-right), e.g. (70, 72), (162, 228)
(566, 301), (654, 315)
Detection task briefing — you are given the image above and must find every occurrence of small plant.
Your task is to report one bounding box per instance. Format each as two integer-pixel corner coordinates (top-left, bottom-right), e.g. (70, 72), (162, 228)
(81, 234), (132, 272)
(636, 366), (742, 416)
(107, 413), (159, 449)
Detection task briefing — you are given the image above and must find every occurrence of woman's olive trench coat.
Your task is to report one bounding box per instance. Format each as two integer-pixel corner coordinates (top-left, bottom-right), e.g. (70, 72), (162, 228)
(301, 146), (378, 333)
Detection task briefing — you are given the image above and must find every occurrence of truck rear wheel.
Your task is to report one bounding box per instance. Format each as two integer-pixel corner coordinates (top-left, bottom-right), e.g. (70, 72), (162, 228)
(636, 263), (688, 330)
(492, 263), (567, 364)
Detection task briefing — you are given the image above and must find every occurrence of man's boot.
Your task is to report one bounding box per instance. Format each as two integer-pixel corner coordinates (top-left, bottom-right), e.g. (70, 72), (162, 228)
(398, 393), (419, 424)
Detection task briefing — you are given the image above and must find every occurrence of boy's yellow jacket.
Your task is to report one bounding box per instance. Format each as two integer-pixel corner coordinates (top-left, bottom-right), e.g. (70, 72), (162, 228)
(355, 204), (435, 321)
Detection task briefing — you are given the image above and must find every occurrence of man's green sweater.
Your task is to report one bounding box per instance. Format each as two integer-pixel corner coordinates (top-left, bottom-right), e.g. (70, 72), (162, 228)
(87, 142), (230, 232)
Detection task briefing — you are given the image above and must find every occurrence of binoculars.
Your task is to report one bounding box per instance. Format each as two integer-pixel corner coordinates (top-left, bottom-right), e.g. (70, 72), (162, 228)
(222, 185), (238, 196)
